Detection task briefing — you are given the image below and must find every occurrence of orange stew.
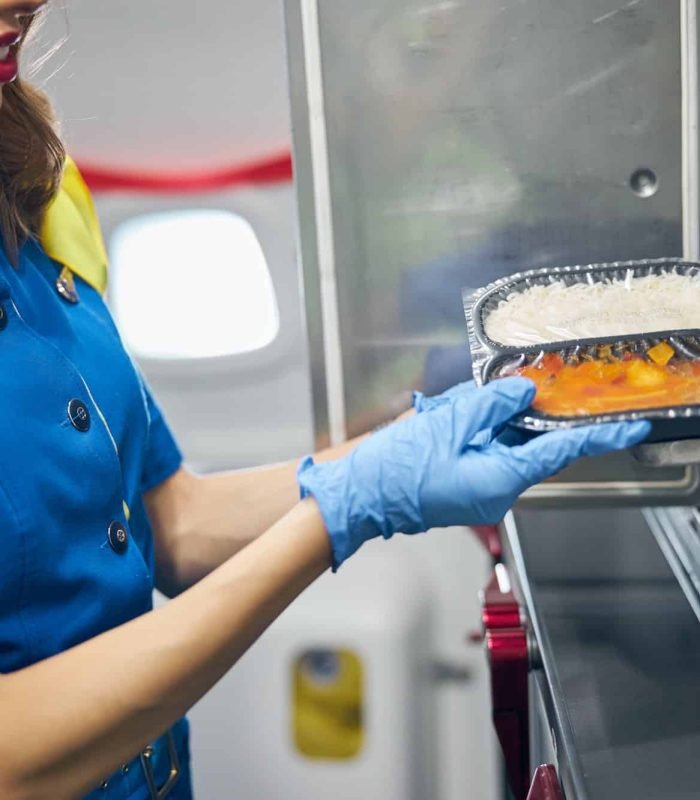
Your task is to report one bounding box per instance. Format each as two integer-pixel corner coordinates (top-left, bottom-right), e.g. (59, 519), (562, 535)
(509, 351), (700, 417)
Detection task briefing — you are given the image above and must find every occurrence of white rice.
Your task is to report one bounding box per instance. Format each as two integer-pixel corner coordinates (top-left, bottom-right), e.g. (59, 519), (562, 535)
(483, 272), (700, 346)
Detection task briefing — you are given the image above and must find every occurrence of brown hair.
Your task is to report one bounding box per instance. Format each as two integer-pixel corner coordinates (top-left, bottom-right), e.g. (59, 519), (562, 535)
(0, 15), (65, 263)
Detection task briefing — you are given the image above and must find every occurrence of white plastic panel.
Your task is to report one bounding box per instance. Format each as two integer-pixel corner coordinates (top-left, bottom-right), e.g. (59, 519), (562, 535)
(98, 185), (314, 472)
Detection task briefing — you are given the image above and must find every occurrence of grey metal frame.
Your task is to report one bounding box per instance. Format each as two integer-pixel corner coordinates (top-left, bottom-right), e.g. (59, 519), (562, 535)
(645, 506), (700, 621)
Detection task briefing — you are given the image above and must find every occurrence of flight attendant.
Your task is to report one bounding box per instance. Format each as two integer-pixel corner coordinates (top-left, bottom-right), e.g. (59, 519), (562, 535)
(0, 3), (649, 799)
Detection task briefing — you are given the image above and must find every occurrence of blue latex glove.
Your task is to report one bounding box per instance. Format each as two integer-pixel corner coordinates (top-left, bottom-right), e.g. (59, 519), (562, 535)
(298, 377), (651, 570)
(414, 380), (494, 447)
(412, 381), (475, 413)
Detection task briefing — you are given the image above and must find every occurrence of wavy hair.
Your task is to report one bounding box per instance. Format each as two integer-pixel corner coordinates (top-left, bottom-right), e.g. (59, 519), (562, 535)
(0, 12), (65, 263)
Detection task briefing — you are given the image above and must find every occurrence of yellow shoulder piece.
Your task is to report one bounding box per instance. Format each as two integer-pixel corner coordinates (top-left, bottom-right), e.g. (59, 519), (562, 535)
(39, 156), (108, 295)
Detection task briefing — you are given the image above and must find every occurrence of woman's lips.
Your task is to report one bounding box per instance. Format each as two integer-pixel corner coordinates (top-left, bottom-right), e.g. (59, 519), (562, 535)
(0, 31), (21, 48)
(0, 31), (22, 84)
(0, 48), (18, 84)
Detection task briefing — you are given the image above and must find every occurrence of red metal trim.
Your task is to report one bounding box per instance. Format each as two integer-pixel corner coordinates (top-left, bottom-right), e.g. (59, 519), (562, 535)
(482, 569), (530, 800)
(482, 572), (522, 630)
(526, 765), (564, 800)
(76, 151), (294, 194)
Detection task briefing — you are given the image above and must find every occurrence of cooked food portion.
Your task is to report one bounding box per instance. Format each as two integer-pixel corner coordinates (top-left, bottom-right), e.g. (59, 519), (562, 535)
(501, 343), (700, 417)
(483, 272), (700, 346)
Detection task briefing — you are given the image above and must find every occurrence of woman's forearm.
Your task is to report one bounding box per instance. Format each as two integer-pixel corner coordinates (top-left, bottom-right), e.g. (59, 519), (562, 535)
(0, 500), (330, 800)
(148, 433), (372, 595)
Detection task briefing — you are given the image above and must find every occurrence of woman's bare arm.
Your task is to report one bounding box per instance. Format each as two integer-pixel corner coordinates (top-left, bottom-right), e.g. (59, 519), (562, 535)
(0, 499), (330, 800)
(149, 421), (413, 596)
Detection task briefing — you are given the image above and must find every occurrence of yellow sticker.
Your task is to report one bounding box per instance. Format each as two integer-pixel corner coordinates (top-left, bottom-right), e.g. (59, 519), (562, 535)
(292, 649), (363, 760)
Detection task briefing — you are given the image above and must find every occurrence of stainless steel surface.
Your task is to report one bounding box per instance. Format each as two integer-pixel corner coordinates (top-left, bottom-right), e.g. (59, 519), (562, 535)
(633, 440), (700, 466)
(516, 453), (700, 507)
(285, 0), (332, 448)
(682, 0), (699, 260)
(286, 0), (700, 500)
(645, 506), (700, 620)
(507, 508), (700, 799)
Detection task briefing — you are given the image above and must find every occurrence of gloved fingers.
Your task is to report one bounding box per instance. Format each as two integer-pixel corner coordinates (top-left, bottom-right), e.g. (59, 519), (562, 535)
(470, 419), (531, 450)
(451, 377), (535, 448)
(413, 380), (476, 413)
(506, 421), (651, 485)
(493, 423), (534, 448)
(468, 429), (495, 449)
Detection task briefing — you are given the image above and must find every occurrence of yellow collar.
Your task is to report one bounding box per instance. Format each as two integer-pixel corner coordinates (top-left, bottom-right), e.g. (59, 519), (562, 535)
(39, 156), (108, 295)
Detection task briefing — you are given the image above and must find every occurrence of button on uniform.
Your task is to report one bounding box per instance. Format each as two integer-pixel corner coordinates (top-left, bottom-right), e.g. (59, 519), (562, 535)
(68, 399), (90, 432)
(0, 303), (8, 331)
(55, 266), (79, 304)
(108, 520), (129, 554)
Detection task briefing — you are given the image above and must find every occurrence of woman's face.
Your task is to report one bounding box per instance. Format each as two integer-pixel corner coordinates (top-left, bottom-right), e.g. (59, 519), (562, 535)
(0, 1), (46, 107)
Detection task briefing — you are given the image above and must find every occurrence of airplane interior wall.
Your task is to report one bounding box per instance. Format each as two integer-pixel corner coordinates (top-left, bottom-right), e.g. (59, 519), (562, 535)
(24, 3), (499, 798)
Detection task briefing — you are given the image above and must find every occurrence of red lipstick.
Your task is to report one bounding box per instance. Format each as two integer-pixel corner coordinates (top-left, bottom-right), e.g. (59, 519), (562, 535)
(0, 32), (22, 48)
(0, 53), (18, 84)
(0, 31), (21, 85)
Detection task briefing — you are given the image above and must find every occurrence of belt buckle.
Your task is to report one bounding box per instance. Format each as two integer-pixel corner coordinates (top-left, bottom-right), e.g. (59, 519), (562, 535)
(140, 729), (180, 800)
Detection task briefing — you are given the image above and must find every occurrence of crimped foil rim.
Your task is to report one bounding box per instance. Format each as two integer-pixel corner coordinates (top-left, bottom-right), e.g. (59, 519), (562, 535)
(514, 405), (700, 433)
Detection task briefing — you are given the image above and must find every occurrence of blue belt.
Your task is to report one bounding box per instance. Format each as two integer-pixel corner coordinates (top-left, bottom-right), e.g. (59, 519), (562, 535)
(84, 718), (191, 800)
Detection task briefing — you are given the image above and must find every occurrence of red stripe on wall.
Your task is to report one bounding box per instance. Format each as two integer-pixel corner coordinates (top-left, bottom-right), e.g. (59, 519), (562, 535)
(77, 151), (294, 193)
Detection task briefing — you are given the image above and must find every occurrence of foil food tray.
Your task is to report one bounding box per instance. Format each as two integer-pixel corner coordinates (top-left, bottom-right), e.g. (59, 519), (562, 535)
(463, 259), (700, 443)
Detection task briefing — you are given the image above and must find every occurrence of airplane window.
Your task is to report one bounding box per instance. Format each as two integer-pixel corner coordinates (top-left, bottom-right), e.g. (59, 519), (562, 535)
(109, 209), (279, 360)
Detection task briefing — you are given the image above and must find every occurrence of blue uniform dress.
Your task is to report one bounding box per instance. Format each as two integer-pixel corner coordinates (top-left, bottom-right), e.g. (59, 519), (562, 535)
(0, 237), (193, 800)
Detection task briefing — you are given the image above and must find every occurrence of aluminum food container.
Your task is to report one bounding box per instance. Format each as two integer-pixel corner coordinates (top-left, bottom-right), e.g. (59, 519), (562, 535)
(463, 259), (700, 443)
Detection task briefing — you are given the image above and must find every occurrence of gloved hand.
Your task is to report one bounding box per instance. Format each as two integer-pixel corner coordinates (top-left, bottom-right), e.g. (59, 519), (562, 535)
(298, 377), (651, 569)
(412, 381), (475, 413)
(413, 380), (494, 447)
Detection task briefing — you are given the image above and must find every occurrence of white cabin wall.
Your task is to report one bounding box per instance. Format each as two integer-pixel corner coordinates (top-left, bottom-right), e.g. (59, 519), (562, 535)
(30, 0), (291, 168)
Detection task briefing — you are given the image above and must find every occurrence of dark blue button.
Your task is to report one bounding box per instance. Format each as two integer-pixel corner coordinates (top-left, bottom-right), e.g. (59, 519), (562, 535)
(108, 521), (129, 554)
(68, 399), (90, 432)
(0, 303), (8, 331)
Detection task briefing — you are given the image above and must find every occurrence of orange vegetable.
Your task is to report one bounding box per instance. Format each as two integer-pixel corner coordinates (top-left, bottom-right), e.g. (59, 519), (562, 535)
(647, 341), (675, 367)
(505, 346), (700, 417)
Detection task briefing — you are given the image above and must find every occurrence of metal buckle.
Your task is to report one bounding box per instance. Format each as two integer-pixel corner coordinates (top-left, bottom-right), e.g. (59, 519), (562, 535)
(140, 729), (181, 800)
